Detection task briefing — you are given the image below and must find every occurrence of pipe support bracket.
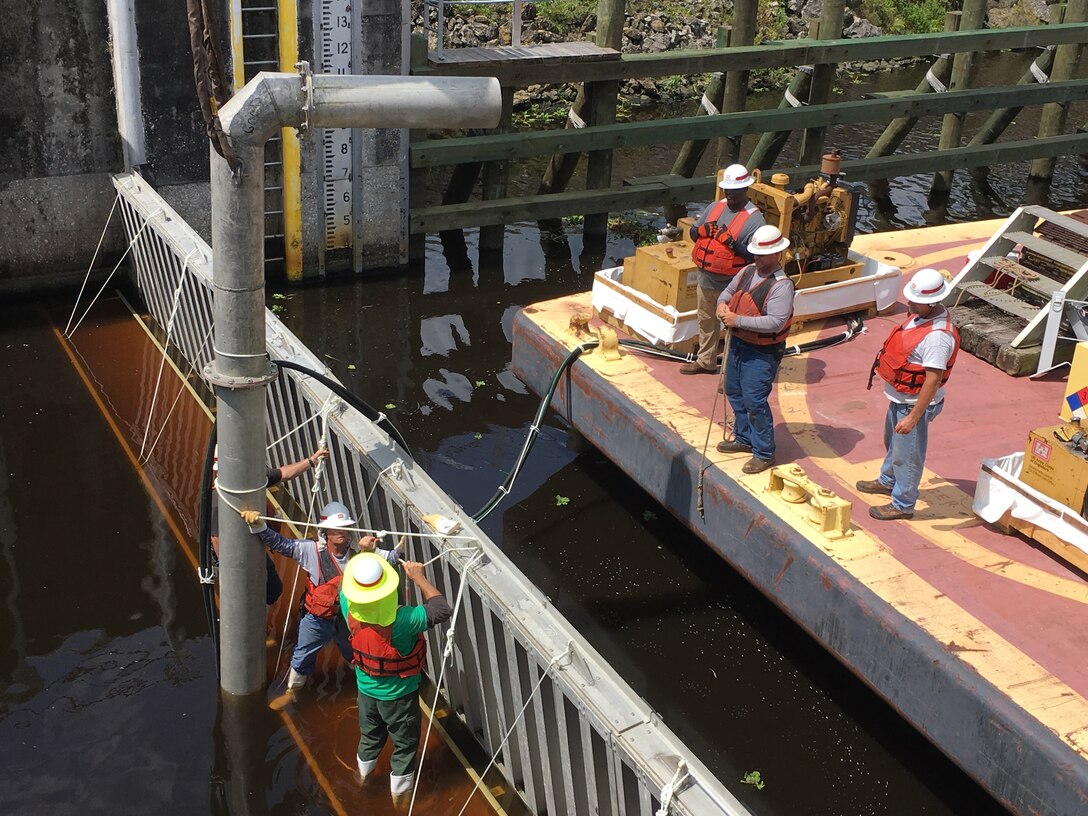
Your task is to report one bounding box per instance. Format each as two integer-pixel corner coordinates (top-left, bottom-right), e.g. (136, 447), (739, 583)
(203, 362), (279, 389)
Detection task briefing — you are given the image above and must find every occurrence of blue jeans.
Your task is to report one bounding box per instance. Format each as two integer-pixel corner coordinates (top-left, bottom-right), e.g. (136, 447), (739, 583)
(879, 400), (944, 512)
(291, 612), (352, 675)
(724, 338), (783, 461)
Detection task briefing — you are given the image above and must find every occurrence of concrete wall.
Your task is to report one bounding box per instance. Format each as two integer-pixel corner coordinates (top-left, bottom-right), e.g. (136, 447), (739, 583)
(0, 0), (123, 289)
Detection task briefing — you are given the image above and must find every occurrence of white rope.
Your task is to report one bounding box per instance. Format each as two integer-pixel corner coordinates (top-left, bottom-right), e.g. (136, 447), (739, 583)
(454, 647), (571, 816)
(139, 325), (215, 464)
(274, 399), (336, 682)
(419, 547), (480, 568)
(222, 492), (481, 543)
(567, 107), (585, 129)
(139, 250), (196, 460)
(655, 760), (690, 816)
(266, 395), (336, 451)
(407, 549), (484, 816)
(700, 93), (719, 116)
(364, 462), (398, 507)
(66, 207), (163, 339)
(64, 191), (120, 336)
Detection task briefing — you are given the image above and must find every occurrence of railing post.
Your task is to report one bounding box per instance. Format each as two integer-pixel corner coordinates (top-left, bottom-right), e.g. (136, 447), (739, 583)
(798, 0), (845, 167)
(582, 0), (625, 244)
(930, 0), (987, 200)
(1030, 0), (1088, 187)
(1037, 290), (1067, 375)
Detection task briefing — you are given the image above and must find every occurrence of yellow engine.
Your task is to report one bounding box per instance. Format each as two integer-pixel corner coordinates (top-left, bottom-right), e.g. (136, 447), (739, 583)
(743, 151), (862, 284)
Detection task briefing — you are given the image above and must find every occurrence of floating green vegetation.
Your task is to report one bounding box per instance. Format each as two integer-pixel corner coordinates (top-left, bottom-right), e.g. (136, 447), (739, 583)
(608, 216), (658, 245)
(555, 494), (571, 506)
(741, 770), (766, 790)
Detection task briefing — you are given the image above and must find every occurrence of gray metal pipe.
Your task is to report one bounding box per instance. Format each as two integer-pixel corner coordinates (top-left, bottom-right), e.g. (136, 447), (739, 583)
(105, 0), (147, 168)
(211, 71), (501, 696)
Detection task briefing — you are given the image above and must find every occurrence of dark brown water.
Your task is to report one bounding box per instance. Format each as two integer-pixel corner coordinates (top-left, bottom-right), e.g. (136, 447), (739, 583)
(2, 50), (1086, 815)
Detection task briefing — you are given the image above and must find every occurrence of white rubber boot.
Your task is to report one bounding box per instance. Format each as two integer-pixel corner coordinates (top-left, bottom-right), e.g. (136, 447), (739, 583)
(390, 771), (415, 797)
(286, 668), (307, 690)
(357, 756), (378, 780)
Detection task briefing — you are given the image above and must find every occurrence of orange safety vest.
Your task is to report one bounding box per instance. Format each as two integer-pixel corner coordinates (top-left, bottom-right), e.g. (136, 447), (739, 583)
(868, 309), (960, 395)
(690, 201), (757, 277)
(302, 542), (345, 619)
(347, 616), (427, 678)
(727, 265), (793, 345)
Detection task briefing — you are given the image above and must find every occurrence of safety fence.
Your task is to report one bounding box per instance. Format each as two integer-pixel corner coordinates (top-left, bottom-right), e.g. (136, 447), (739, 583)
(111, 171), (750, 816)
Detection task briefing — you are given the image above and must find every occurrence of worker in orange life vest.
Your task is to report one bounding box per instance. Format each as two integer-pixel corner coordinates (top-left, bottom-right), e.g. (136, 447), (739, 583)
(859, 268), (960, 521)
(680, 163), (767, 376)
(240, 500), (400, 689)
(714, 224), (795, 475)
(340, 553), (452, 800)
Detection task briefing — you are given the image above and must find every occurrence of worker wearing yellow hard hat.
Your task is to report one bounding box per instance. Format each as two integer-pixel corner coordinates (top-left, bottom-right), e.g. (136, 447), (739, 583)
(340, 552), (453, 801)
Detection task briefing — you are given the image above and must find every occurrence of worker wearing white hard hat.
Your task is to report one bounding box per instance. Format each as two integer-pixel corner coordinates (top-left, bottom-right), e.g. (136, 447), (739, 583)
(714, 224), (796, 475)
(682, 163), (767, 376)
(859, 267), (960, 521)
(239, 499), (401, 691)
(340, 553), (453, 799)
(209, 444), (329, 610)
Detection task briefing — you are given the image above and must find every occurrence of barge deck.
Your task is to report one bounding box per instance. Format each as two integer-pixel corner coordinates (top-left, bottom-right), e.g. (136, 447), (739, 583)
(511, 219), (1088, 816)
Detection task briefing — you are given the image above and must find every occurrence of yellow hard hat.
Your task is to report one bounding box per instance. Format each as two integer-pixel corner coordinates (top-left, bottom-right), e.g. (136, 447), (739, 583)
(343, 552), (399, 625)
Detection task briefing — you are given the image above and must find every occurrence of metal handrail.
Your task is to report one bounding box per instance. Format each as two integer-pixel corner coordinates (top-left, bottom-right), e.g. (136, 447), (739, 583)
(112, 170), (752, 816)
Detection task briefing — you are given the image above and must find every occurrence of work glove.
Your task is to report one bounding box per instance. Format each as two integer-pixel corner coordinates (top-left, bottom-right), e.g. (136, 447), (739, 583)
(239, 509), (266, 533)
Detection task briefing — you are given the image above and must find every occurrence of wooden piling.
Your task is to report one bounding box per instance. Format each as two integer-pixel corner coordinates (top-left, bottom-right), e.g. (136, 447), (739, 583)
(968, 46), (1056, 153)
(930, 0), (987, 200)
(583, 0), (625, 243)
(746, 20), (818, 173)
(662, 25), (731, 223)
(718, 0), (758, 167)
(866, 14), (957, 160)
(479, 87), (514, 252)
(1029, 0), (1088, 186)
(798, 0), (845, 167)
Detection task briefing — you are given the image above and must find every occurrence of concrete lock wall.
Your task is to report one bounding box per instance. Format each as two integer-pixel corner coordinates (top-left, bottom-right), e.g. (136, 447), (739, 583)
(0, 0), (123, 291)
(3, 0), (410, 289)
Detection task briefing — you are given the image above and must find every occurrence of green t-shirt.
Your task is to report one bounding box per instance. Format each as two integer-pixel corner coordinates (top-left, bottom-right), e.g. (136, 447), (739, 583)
(339, 591), (429, 700)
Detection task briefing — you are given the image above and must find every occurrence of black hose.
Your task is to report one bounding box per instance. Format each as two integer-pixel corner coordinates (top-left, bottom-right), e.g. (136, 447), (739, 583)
(472, 341), (597, 522)
(784, 315), (864, 356)
(271, 359), (412, 457)
(198, 420), (221, 678)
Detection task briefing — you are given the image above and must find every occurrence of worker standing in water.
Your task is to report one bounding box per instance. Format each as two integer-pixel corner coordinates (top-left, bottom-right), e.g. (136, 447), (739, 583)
(682, 163), (766, 376)
(241, 501), (399, 689)
(340, 552), (453, 801)
(860, 267), (959, 521)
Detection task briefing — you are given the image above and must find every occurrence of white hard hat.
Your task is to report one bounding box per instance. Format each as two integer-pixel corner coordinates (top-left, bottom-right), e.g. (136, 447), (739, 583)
(718, 163), (755, 190)
(212, 444), (218, 472)
(904, 267), (950, 304)
(747, 224), (790, 255)
(318, 500), (356, 529)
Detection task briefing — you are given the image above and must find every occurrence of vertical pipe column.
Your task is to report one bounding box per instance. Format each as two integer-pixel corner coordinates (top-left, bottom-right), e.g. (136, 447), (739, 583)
(105, 0), (147, 169)
(582, 0), (625, 244)
(210, 142), (276, 696)
(930, 0), (987, 199)
(718, 0), (757, 167)
(279, 0), (304, 282)
(1030, 0), (1088, 186)
(798, 0), (845, 167)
